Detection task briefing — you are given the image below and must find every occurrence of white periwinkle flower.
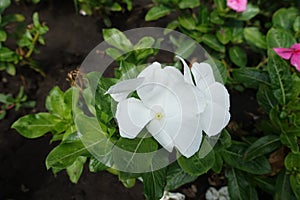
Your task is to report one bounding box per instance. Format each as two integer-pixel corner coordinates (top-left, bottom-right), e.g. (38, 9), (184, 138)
(205, 186), (230, 200)
(106, 57), (230, 158)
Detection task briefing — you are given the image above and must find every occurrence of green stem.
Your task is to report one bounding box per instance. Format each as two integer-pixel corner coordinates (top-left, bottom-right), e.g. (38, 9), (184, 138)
(25, 31), (40, 58)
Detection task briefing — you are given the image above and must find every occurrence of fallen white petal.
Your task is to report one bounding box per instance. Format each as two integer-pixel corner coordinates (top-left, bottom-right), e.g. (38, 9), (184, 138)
(116, 98), (152, 138)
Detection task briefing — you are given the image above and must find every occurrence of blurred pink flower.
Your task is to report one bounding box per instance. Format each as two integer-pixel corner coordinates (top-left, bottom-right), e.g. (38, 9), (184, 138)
(273, 44), (300, 72)
(227, 0), (247, 12)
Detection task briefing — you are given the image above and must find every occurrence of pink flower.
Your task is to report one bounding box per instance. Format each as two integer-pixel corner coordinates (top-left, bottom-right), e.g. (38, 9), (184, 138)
(227, 0), (247, 12)
(273, 44), (300, 72)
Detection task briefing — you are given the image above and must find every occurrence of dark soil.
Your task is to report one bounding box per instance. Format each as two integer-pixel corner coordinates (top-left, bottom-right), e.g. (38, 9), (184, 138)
(0, 1), (259, 200)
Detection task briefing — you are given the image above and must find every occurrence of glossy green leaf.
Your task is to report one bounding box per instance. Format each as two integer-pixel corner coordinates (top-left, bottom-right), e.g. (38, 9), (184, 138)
(103, 28), (132, 52)
(293, 16), (300, 32)
(0, 29), (7, 42)
(113, 135), (158, 172)
(221, 143), (271, 174)
(290, 174), (300, 199)
(0, 47), (19, 62)
(175, 39), (196, 58)
(257, 85), (277, 113)
(272, 8), (299, 31)
(229, 46), (247, 67)
(232, 67), (270, 89)
(275, 170), (295, 200)
(244, 135), (281, 161)
(216, 27), (232, 45)
(214, 0), (226, 13)
(2, 14), (25, 26)
(267, 50), (293, 105)
(142, 168), (166, 200)
(210, 9), (224, 25)
(285, 152), (300, 171)
(178, 0), (200, 9)
(238, 4), (259, 21)
(11, 113), (62, 138)
(134, 37), (155, 49)
(106, 48), (122, 60)
(251, 176), (275, 195)
(243, 27), (266, 49)
(0, 0), (10, 13)
(178, 15), (196, 30)
(46, 86), (70, 119)
(202, 34), (225, 53)
(145, 5), (172, 21)
(6, 63), (15, 76)
(266, 28), (296, 48)
(280, 133), (299, 153)
(226, 168), (258, 200)
(165, 162), (197, 191)
(230, 20), (244, 44)
(46, 140), (89, 169)
(211, 152), (223, 173)
(89, 157), (108, 172)
(178, 139), (215, 176)
(66, 156), (87, 183)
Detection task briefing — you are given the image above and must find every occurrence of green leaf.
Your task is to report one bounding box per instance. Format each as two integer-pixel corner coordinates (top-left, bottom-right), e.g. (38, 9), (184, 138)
(178, 0), (200, 9)
(11, 113), (62, 138)
(0, 29), (7, 42)
(2, 14), (25, 25)
(165, 162), (197, 191)
(46, 140), (89, 169)
(210, 9), (224, 25)
(214, 0), (226, 13)
(273, 8), (299, 31)
(110, 2), (122, 11)
(229, 46), (247, 67)
(211, 152), (223, 173)
(178, 15), (196, 30)
(290, 174), (300, 199)
(266, 28), (296, 48)
(285, 152), (300, 171)
(251, 176), (275, 195)
(106, 47), (122, 60)
(216, 27), (232, 45)
(275, 169), (295, 200)
(6, 63), (16, 76)
(221, 143), (271, 174)
(142, 168), (167, 200)
(232, 67), (270, 89)
(257, 85), (278, 113)
(103, 28), (132, 52)
(145, 5), (172, 21)
(238, 4), (260, 21)
(46, 86), (70, 119)
(0, 0), (10, 13)
(66, 156), (87, 183)
(89, 157), (108, 172)
(175, 39), (196, 58)
(134, 37), (155, 50)
(243, 27), (266, 49)
(202, 34), (225, 53)
(32, 12), (40, 27)
(267, 50), (293, 105)
(178, 138), (215, 176)
(293, 16), (300, 32)
(280, 133), (299, 153)
(226, 168), (258, 200)
(0, 47), (19, 62)
(244, 135), (281, 161)
(113, 134), (158, 173)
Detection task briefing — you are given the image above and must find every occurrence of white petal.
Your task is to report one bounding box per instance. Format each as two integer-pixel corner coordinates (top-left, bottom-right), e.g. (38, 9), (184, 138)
(201, 102), (230, 137)
(146, 120), (174, 152)
(176, 56), (193, 85)
(205, 82), (230, 110)
(106, 77), (144, 102)
(137, 61), (161, 78)
(116, 98), (152, 138)
(191, 62), (215, 90)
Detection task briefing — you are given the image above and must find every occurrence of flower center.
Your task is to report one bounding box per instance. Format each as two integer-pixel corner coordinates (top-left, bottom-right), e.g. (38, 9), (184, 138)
(155, 112), (163, 120)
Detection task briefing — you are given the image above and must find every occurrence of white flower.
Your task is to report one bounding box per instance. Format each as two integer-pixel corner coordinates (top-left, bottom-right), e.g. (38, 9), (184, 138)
(160, 191), (185, 200)
(106, 58), (230, 158)
(205, 186), (230, 200)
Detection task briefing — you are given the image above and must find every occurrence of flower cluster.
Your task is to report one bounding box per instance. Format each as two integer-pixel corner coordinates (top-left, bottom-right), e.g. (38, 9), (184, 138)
(107, 58), (230, 158)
